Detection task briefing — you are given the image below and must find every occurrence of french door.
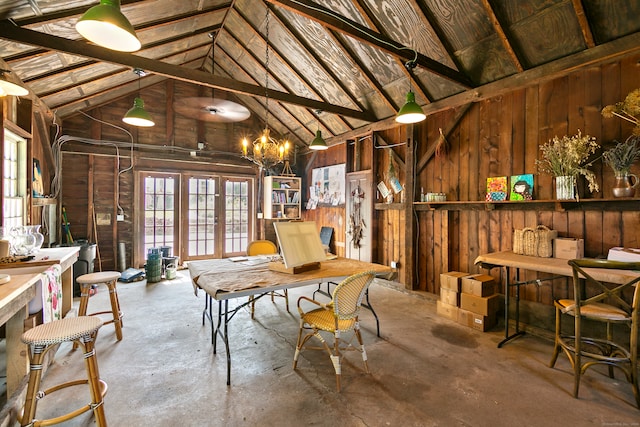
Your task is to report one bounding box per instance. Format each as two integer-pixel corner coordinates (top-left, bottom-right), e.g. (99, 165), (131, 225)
(137, 172), (253, 266)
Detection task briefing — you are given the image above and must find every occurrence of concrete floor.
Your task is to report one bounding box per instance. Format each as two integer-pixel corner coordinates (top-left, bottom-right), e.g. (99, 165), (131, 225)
(26, 271), (640, 426)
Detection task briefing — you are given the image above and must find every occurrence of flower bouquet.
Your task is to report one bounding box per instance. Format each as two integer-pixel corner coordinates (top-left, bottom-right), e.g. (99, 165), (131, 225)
(535, 130), (600, 199)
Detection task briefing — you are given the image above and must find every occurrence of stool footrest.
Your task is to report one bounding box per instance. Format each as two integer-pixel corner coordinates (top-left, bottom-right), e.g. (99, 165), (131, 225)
(23, 379), (107, 426)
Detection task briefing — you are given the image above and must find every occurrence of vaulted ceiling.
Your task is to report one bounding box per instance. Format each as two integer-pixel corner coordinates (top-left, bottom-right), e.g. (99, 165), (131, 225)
(1, 0), (639, 149)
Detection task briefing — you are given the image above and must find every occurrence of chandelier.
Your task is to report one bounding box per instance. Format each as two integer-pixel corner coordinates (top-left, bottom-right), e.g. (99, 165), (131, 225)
(241, 7), (291, 173)
(242, 128), (290, 171)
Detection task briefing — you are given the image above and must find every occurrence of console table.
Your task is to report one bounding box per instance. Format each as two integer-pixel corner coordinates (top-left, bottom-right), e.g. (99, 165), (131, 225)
(474, 251), (640, 347)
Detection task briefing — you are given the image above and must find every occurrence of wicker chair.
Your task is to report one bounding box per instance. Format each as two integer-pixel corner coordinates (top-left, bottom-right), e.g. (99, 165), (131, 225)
(246, 240), (288, 318)
(549, 258), (640, 408)
(293, 271), (376, 392)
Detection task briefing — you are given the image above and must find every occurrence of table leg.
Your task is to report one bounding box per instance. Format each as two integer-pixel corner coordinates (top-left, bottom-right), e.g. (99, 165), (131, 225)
(362, 288), (380, 337)
(61, 265), (73, 317)
(498, 266), (525, 348)
(6, 305), (28, 397)
(223, 300), (231, 386)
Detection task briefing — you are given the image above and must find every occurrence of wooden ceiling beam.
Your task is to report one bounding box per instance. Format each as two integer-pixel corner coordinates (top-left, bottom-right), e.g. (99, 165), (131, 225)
(480, 0), (523, 72)
(266, 0), (473, 88)
(0, 20), (375, 122)
(570, 0), (595, 48)
(4, 3), (227, 61)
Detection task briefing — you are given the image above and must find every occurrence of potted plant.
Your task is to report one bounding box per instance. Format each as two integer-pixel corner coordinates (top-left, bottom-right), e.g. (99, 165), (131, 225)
(602, 88), (640, 197)
(535, 130), (600, 200)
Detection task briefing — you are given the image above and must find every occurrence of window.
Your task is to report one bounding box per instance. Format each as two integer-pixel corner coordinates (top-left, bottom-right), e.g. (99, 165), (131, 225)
(3, 129), (26, 228)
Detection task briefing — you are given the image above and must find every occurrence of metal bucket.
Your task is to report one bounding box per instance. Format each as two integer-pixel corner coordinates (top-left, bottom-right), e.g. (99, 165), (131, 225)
(165, 263), (177, 280)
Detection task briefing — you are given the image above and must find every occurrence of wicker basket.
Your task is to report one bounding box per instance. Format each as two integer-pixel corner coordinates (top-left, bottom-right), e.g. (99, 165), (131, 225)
(513, 225), (557, 257)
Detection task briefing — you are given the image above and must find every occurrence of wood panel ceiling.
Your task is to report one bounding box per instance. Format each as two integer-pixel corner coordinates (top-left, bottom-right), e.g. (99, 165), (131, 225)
(0, 0), (639, 149)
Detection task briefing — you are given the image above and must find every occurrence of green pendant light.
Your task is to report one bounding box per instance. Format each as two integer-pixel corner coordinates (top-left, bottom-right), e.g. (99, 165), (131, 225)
(310, 130), (328, 150)
(123, 97), (154, 127)
(309, 110), (328, 150)
(123, 69), (154, 127)
(395, 50), (426, 124)
(396, 91), (426, 124)
(76, 0), (141, 52)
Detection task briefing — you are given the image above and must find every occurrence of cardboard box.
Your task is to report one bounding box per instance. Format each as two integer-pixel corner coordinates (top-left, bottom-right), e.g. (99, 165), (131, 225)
(457, 308), (496, 332)
(607, 247), (640, 262)
(440, 288), (459, 306)
(436, 300), (459, 321)
(439, 271), (469, 292)
(460, 293), (500, 316)
(554, 238), (584, 260)
(461, 274), (496, 297)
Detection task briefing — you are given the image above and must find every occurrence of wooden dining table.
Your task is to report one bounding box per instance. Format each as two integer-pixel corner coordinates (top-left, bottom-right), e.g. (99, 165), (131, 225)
(188, 256), (392, 385)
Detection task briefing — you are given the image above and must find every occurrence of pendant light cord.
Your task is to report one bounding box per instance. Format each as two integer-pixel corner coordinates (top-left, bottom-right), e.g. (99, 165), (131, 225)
(264, 7), (271, 130)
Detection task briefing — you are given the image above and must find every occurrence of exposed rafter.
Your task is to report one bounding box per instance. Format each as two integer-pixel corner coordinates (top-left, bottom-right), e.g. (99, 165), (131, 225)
(0, 20), (375, 122)
(265, 0), (473, 88)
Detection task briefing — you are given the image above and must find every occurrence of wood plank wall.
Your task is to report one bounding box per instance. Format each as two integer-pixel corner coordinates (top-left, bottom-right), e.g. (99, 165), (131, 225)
(383, 52), (640, 306)
(58, 80), (259, 270)
(301, 148), (348, 257)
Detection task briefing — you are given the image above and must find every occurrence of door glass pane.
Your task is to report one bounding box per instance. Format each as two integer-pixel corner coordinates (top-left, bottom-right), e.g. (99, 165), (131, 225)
(143, 176), (176, 256)
(224, 179), (249, 254)
(187, 177), (217, 257)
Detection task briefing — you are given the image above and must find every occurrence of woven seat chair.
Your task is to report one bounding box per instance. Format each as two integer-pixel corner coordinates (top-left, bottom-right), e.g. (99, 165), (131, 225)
(293, 271), (376, 392)
(20, 316), (108, 426)
(549, 258), (640, 408)
(247, 240), (288, 318)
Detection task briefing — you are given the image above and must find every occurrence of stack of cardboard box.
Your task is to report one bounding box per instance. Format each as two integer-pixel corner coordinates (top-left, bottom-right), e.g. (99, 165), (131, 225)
(458, 274), (499, 331)
(436, 271), (468, 321)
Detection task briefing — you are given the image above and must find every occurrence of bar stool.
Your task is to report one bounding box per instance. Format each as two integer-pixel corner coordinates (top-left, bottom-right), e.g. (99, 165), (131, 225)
(76, 271), (123, 343)
(20, 316), (108, 426)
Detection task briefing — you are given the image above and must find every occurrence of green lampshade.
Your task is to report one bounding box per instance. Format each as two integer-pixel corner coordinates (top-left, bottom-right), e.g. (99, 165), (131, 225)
(123, 97), (154, 127)
(76, 0), (141, 52)
(309, 130), (328, 150)
(0, 73), (28, 97)
(396, 91), (426, 124)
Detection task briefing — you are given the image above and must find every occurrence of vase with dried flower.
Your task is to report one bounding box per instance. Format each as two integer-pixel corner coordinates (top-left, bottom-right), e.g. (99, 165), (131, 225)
(535, 130), (600, 200)
(602, 88), (640, 197)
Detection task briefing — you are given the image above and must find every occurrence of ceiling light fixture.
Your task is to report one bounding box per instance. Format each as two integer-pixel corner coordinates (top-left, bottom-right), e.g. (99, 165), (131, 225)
(76, 0), (141, 52)
(396, 51), (426, 124)
(309, 110), (328, 150)
(0, 69), (28, 97)
(241, 8), (290, 172)
(174, 32), (250, 122)
(123, 68), (154, 127)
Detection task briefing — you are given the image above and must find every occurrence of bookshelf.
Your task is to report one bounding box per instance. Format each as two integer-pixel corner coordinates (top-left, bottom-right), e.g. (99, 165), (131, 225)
(263, 176), (301, 219)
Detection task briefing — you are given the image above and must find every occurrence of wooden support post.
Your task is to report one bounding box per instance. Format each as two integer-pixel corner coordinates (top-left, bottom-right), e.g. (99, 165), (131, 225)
(404, 124), (416, 290)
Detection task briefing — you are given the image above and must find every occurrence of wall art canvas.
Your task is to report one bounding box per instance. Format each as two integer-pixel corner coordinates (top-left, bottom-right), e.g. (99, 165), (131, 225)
(510, 174), (534, 200)
(486, 176), (507, 201)
(33, 158), (44, 197)
(311, 163), (346, 207)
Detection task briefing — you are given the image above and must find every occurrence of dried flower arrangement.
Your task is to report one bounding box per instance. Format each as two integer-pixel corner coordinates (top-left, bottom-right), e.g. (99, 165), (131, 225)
(601, 88), (640, 175)
(535, 130), (600, 193)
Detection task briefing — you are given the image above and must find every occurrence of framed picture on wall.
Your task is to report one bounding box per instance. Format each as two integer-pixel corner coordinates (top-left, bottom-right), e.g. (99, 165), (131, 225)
(311, 164), (346, 207)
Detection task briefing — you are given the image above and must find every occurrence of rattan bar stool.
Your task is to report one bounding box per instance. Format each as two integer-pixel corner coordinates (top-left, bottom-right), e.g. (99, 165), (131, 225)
(20, 316), (108, 426)
(76, 271), (123, 343)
